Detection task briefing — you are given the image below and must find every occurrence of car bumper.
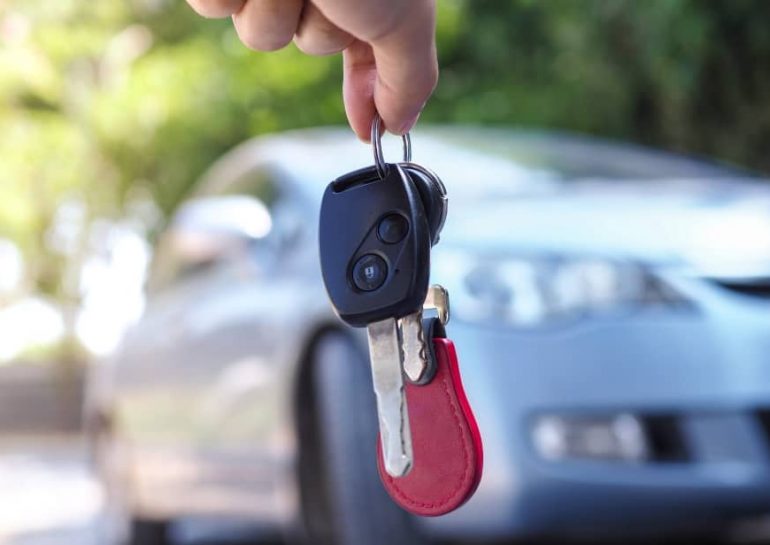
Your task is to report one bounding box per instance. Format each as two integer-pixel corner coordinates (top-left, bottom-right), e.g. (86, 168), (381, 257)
(420, 312), (770, 538)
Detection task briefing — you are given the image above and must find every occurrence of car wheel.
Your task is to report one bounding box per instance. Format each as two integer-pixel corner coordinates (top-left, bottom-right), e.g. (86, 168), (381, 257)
(91, 418), (171, 545)
(307, 332), (428, 545)
(126, 519), (170, 545)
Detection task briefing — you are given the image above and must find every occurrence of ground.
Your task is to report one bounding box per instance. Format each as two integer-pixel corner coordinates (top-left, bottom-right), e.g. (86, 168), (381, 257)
(4, 437), (770, 545)
(0, 437), (269, 545)
(0, 438), (100, 545)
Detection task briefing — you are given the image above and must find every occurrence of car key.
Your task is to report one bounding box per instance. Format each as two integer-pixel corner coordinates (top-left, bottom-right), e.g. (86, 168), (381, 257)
(396, 164), (448, 385)
(319, 116), (483, 514)
(389, 140), (483, 516)
(378, 310), (484, 516)
(318, 118), (431, 477)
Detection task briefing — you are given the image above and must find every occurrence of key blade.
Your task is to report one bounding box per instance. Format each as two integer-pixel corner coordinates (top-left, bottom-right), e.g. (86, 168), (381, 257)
(423, 284), (450, 325)
(400, 311), (429, 383)
(367, 318), (413, 477)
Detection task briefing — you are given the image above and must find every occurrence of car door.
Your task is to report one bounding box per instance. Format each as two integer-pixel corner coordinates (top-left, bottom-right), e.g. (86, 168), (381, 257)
(120, 165), (313, 517)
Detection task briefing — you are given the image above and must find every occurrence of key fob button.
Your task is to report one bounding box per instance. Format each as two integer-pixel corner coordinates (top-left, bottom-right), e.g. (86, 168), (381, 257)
(352, 254), (388, 291)
(377, 213), (410, 244)
(320, 163), (430, 325)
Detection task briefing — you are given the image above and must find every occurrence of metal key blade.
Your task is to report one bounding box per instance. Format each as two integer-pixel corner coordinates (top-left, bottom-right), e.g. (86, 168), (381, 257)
(423, 284), (450, 325)
(366, 318), (413, 477)
(400, 311), (429, 383)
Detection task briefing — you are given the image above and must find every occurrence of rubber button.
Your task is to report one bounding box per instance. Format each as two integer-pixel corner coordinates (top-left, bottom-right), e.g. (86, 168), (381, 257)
(378, 214), (409, 244)
(352, 254), (388, 291)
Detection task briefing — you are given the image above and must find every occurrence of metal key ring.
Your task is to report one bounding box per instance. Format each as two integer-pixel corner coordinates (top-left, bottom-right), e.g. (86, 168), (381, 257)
(372, 114), (412, 179)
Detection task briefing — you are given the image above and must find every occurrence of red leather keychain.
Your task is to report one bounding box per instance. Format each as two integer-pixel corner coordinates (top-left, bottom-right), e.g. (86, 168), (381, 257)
(377, 323), (483, 516)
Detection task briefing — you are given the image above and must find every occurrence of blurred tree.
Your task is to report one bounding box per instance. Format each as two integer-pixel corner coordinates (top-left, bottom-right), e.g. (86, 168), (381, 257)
(0, 0), (769, 358)
(432, 0), (770, 172)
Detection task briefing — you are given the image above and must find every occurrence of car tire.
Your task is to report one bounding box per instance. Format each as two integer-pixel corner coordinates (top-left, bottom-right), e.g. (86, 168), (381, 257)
(309, 333), (428, 545)
(126, 519), (170, 545)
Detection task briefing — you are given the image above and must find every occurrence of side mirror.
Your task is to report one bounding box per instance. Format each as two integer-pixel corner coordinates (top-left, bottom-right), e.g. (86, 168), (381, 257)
(168, 195), (272, 266)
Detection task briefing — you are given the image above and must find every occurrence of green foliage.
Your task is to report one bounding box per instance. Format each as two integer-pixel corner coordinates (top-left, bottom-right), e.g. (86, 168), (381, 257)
(431, 0), (770, 172)
(1, 0), (770, 302)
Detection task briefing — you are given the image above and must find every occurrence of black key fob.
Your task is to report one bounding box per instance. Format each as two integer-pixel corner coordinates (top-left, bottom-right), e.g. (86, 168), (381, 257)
(319, 163), (431, 327)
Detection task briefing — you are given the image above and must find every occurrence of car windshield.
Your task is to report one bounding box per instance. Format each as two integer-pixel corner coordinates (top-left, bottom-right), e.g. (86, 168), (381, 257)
(275, 128), (754, 203)
(430, 128), (749, 180)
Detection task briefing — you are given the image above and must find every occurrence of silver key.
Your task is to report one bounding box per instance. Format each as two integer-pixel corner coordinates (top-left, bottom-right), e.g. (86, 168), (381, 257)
(368, 284), (452, 476)
(320, 118), (451, 480)
(423, 284), (450, 325)
(399, 284), (451, 383)
(367, 318), (413, 477)
(399, 311), (428, 383)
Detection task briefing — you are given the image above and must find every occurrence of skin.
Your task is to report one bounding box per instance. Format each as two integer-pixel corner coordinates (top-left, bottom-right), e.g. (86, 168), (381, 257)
(186, 0), (438, 141)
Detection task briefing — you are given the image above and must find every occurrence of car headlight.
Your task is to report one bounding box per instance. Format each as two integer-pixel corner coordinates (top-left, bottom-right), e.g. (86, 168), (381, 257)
(432, 250), (686, 327)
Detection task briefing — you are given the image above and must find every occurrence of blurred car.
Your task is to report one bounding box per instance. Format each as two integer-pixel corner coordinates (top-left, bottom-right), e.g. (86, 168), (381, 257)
(86, 127), (770, 545)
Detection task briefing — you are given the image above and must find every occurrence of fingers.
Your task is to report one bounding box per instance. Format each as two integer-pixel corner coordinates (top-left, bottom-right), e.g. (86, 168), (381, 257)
(232, 0), (304, 52)
(369, 2), (437, 134)
(295, 3), (355, 56)
(189, 0), (439, 139)
(313, 0), (437, 135)
(343, 41), (378, 141)
(186, 0), (245, 18)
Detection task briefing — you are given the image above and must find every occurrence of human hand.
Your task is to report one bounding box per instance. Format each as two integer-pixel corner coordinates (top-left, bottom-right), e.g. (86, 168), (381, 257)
(186, 0), (438, 140)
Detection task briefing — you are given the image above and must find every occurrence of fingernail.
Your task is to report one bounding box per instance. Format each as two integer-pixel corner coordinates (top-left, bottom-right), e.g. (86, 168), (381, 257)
(397, 112), (421, 134)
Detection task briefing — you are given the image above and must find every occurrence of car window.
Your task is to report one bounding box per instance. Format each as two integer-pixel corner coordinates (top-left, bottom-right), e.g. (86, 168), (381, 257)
(451, 131), (750, 181)
(148, 167), (286, 293)
(220, 167), (282, 206)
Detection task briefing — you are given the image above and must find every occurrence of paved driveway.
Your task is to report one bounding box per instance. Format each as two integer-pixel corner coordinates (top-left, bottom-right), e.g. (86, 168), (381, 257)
(0, 438), (272, 545)
(5, 437), (770, 545)
(0, 439), (99, 545)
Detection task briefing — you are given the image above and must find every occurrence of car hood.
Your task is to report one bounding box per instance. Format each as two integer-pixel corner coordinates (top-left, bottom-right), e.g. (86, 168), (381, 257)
(443, 177), (770, 279)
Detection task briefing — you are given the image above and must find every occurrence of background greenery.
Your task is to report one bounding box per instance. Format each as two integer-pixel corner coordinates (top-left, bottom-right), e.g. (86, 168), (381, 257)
(1, 0), (769, 343)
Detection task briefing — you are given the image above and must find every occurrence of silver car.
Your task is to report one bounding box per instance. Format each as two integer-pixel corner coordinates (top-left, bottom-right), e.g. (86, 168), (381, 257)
(87, 127), (770, 545)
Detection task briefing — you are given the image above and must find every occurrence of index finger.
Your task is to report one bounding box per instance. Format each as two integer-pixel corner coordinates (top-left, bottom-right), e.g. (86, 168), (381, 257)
(369, 2), (438, 134)
(316, 0), (438, 138)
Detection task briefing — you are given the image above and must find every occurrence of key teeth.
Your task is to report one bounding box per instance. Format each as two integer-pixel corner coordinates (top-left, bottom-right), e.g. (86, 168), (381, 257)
(400, 312), (429, 383)
(423, 284), (450, 325)
(367, 318), (414, 478)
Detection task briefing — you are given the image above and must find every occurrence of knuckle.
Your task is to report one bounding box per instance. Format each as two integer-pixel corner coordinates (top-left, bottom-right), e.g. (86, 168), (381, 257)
(365, 5), (405, 43)
(236, 24), (293, 51)
(307, 13), (342, 39)
(293, 34), (323, 55)
(188, 0), (243, 18)
(261, 33), (294, 51)
(295, 11), (352, 56)
(245, 33), (293, 52)
(294, 30), (351, 56)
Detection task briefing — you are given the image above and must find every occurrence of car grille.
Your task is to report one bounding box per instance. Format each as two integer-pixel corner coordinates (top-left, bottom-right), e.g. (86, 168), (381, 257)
(641, 414), (691, 462)
(755, 409), (770, 442)
(709, 278), (770, 299)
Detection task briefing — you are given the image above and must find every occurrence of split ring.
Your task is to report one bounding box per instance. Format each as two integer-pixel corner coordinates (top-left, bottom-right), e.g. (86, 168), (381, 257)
(372, 114), (412, 179)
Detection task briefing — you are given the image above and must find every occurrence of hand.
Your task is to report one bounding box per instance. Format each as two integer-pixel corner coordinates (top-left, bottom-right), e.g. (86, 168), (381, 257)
(186, 0), (438, 140)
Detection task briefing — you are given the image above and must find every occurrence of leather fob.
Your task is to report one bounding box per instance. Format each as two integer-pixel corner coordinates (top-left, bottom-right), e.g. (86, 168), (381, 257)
(377, 338), (483, 517)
